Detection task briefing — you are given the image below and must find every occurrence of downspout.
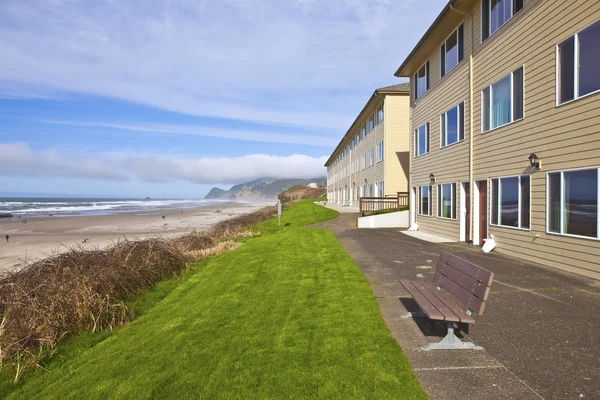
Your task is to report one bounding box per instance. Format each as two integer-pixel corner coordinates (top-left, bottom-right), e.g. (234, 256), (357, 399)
(469, 13), (474, 243)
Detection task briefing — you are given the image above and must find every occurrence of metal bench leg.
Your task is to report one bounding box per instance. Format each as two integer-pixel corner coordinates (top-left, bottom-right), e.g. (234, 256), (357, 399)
(422, 322), (483, 351)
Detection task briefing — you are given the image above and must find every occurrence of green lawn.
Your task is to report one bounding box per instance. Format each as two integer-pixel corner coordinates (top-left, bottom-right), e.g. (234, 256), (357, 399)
(5, 200), (426, 399)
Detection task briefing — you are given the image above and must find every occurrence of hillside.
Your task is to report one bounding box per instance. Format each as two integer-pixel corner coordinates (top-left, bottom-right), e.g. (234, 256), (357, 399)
(278, 186), (327, 204)
(205, 177), (326, 200)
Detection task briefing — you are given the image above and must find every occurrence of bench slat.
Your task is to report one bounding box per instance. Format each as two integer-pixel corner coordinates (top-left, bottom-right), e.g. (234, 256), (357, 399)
(434, 273), (487, 316)
(400, 280), (445, 321)
(436, 261), (492, 301)
(439, 251), (494, 287)
(411, 281), (461, 322)
(421, 282), (476, 324)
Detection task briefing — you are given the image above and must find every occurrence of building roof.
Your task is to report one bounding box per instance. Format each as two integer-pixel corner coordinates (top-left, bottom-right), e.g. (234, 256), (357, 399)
(324, 82), (410, 167)
(394, 0), (473, 77)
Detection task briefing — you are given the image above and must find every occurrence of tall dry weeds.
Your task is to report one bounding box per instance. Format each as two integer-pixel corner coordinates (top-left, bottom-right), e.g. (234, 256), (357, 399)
(0, 205), (277, 380)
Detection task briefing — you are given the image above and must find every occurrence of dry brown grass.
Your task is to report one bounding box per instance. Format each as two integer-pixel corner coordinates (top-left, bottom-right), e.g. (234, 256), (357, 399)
(278, 186), (326, 205)
(186, 240), (243, 259)
(0, 205), (277, 380)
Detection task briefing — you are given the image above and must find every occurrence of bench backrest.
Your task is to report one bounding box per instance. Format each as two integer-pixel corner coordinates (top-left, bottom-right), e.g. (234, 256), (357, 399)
(434, 251), (494, 316)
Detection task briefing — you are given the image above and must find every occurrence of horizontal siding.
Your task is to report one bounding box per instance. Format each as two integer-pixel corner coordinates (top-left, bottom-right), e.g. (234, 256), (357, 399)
(471, 0), (600, 278)
(384, 95), (410, 195)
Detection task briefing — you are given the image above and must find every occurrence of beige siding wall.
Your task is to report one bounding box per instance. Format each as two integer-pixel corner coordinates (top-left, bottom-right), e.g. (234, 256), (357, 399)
(470, 0), (600, 279)
(409, 13), (473, 240)
(384, 95), (410, 196)
(326, 93), (410, 203)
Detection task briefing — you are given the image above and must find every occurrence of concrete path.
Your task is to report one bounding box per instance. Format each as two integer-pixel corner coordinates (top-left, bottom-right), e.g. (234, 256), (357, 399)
(312, 213), (600, 400)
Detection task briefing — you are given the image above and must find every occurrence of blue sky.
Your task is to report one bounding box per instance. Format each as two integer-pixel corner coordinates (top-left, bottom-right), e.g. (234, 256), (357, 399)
(0, 0), (447, 198)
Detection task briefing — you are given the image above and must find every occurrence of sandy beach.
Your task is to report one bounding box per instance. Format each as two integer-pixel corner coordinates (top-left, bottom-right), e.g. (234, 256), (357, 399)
(0, 202), (272, 272)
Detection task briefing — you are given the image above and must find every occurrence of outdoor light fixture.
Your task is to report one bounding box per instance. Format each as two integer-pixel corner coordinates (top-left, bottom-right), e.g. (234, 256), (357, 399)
(364, 179), (367, 184)
(429, 173), (436, 184)
(528, 153), (541, 169)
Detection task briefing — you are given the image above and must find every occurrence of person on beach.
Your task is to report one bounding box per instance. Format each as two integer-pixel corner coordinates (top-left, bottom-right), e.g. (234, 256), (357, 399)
(5, 235), (8, 243)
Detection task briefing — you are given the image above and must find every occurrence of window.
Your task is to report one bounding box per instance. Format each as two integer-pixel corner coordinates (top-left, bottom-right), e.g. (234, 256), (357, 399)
(437, 183), (456, 219)
(369, 114), (374, 132)
(356, 159), (359, 173)
(363, 184), (367, 198)
(377, 141), (384, 162)
(557, 20), (600, 105)
(482, 66), (523, 132)
(361, 153), (366, 170)
(441, 24), (464, 76)
(414, 61), (430, 99)
(418, 185), (432, 216)
(361, 123), (367, 139)
(414, 123), (430, 156)
(356, 133), (360, 145)
(481, 0), (523, 41)
(369, 148), (374, 166)
(548, 168), (599, 239)
(441, 102), (465, 147)
(490, 175), (530, 229)
(369, 184), (374, 197)
(376, 102), (384, 124)
(377, 182), (384, 197)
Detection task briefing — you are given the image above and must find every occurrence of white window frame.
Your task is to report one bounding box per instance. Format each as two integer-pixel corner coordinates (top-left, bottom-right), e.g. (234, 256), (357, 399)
(368, 114), (374, 132)
(361, 153), (366, 170)
(437, 183), (457, 220)
(546, 166), (600, 241)
(418, 185), (432, 216)
(415, 60), (429, 100)
(482, 0), (523, 42)
(556, 19), (600, 107)
(361, 123), (367, 139)
(481, 65), (524, 133)
(441, 23), (463, 77)
(440, 102), (464, 148)
(369, 148), (374, 167)
(376, 102), (384, 124)
(489, 174), (530, 231)
(377, 141), (383, 163)
(414, 123), (429, 157)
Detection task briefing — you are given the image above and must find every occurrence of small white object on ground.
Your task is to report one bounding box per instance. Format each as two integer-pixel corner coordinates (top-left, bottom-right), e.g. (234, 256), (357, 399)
(481, 234), (496, 253)
(408, 223), (418, 231)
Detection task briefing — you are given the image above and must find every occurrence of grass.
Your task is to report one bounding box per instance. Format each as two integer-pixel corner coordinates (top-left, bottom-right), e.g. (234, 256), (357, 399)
(2, 200), (426, 399)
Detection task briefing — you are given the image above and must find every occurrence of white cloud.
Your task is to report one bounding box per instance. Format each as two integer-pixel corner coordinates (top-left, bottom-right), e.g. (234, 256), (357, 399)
(0, 0), (444, 130)
(40, 119), (339, 147)
(0, 143), (327, 184)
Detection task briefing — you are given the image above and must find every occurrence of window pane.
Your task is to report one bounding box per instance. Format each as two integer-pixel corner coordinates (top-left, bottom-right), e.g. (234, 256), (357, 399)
(440, 44), (446, 77)
(441, 183), (453, 218)
(520, 176), (530, 229)
(416, 65), (427, 98)
(491, 75), (512, 128)
(418, 125), (427, 155)
(491, 0), (511, 35)
(482, 0), (490, 40)
(491, 179), (499, 225)
(500, 177), (519, 227)
(564, 169), (598, 237)
(559, 37), (575, 103)
(458, 25), (464, 61)
(441, 114), (446, 147)
(548, 173), (561, 233)
(421, 186), (430, 215)
(446, 106), (458, 145)
(445, 30), (458, 72)
(578, 21), (600, 97)
(459, 102), (465, 140)
(482, 87), (491, 132)
(513, 67), (524, 120)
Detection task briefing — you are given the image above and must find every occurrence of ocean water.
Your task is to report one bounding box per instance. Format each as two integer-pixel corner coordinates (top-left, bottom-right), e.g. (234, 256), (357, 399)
(0, 198), (239, 217)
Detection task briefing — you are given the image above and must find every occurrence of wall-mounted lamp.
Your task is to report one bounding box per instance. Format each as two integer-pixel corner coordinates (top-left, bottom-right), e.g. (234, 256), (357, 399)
(364, 179), (367, 184)
(429, 173), (436, 184)
(528, 153), (542, 169)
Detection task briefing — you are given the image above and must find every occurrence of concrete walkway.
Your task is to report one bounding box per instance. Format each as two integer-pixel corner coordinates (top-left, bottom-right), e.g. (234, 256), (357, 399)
(312, 213), (600, 400)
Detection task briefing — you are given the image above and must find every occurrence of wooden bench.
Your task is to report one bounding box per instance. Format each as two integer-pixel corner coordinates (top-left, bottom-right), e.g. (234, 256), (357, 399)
(400, 251), (494, 351)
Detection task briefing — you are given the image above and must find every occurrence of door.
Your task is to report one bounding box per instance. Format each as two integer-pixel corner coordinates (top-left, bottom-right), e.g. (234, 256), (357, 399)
(463, 182), (470, 242)
(478, 181), (487, 244)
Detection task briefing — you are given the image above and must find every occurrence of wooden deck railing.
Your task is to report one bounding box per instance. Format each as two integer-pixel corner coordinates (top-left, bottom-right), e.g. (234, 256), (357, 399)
(359, 192), (409, 217)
